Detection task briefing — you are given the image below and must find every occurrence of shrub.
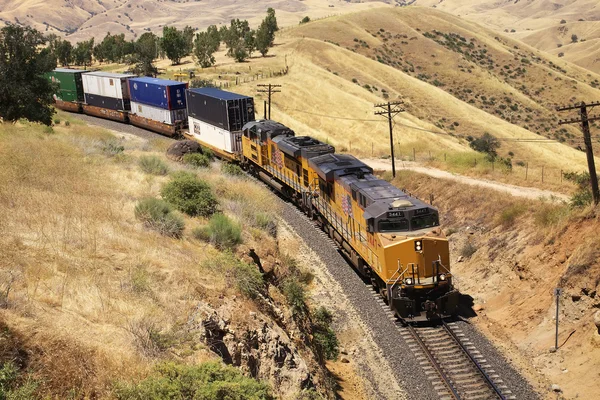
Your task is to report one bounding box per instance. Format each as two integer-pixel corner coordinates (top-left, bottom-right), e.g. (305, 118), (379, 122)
(0, 361), (38, 399)
(498, 204), (526, 226)
(138, 155), (169, 175)
(312, 307), (339, 361)
(460, 241), (477, 258)
(193, 213), (242, 249)
(282, 278), (307, 315)
(101, 139), (125, 157)
(221, 162), (244, 176)
(183, 153), (211, 168)
(64, 120), (70, 126)
(469, 132), (500, 159)
(115, 362), (273, 400)
(234, 262), (264, 299)
(53, 118), (61, 125)
(300, 16), (311, 24)
(134, 198), (185, 238)
(564, 171), (594, 207)
(190, 79), (215, 88)
(161, 173), (218, 217)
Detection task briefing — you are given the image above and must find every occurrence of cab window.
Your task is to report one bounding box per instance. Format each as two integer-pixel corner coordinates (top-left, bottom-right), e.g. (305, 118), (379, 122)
(378, 219), (409, 232)
(410, 213), (439, 230)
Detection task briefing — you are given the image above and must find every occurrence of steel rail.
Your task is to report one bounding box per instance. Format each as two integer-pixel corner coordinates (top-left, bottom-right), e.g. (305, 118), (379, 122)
(407, 325), (461, 400)
(442, 320), (506, 400)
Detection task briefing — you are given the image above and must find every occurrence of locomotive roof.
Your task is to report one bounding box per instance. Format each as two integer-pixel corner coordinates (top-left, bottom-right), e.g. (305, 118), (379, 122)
(309, 153), (372, 181)
(277, 136), (335, 159)
(243, 120), (294, 141)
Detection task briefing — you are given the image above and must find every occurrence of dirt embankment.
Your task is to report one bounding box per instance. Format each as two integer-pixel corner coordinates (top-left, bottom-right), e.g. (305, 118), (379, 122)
(392, 170), (600, 399)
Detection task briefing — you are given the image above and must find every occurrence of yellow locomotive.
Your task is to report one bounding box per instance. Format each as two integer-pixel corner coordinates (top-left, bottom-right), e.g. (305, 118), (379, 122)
(241, 120), (459, 321)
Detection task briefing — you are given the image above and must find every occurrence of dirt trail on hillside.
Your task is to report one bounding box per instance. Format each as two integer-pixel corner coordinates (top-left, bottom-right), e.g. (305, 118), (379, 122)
(364, 158), (569, 202)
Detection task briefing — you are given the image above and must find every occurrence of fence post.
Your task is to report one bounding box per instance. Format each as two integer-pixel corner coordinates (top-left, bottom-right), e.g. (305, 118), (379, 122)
(561, 170), (563, 182)
(444, 153), (447, 162)
(413, 148), (416, 161)
(526, 162), (528, 180)
(492, 160), (494, 171)
(542, 166), (544, 183)
(474, 158), (477, 167)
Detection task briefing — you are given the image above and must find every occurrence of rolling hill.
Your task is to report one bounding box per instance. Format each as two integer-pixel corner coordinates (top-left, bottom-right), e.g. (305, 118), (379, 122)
(0, 0), (390, 41)
(214, 6), (599, 177)
(410, 0), (600, 73)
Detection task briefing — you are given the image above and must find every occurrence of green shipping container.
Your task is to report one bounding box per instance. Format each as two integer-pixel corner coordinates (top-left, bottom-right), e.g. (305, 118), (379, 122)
(46, 68), (87, 103)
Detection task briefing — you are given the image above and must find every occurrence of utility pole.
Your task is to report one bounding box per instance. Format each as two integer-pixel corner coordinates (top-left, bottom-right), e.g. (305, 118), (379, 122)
(557, 101), (600, 204)
(375, 100), (405, 178)
(257, 84), (281, 120)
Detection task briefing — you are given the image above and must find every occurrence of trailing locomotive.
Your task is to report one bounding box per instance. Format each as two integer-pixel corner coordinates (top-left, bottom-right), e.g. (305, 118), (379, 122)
(47, 72), (458, 321)
(240, 120), (458, 321)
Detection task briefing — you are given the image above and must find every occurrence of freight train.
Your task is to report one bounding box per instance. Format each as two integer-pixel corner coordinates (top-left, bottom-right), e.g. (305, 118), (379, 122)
(48, 69), (459, 321)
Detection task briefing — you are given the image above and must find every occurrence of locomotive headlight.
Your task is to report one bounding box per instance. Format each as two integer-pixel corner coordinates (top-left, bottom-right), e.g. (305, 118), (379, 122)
(439, 274), (446, 281)
(414, 240), (423, 252)
(404, 278), (413, 285)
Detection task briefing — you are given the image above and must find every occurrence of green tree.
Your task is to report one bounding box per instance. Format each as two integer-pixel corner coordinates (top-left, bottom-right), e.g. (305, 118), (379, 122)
(131, 32), (158, 76)
(0, 24), (56, 125)
(244, 29), (256, 57)
(206, 24), (221, 51)
(193, 31), (217, 68)
(222, 19), (251, 62)
(468, 132), (500, 159)
(73, 38), (94, 68)
(300, 16), (311, 24)
(255, 21), (272, 57)
(161, 26), (188, 65)
(183, 25), (195, 54)
(265, 7), (278, 46)
(55, 39), (73, 66)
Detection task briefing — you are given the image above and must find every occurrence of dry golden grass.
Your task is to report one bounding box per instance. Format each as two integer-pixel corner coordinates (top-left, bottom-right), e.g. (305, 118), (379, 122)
(0, 116), (282, 397)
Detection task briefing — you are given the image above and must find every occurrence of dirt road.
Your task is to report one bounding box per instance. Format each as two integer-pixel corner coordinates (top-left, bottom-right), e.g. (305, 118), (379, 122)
(364, 158), (569, 202)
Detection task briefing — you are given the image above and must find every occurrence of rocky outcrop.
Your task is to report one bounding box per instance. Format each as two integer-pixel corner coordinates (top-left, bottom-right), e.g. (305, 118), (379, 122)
(166, 140), (202, 161)
(187, 302), (312, 398)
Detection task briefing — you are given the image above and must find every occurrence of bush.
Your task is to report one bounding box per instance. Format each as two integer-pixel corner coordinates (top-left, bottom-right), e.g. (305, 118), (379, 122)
(134, 198), (185, 238)
(282, 278), (307, 315)
(161, 172), (218, 217)
(233, 261), (264, 299)
(115, 362), (273, 400)
(564, 171), (594, 207)
(53, 118), (60, 125)
(139, 155), (169, 175)
(460, 241), (477, 258)
(0, 361), (38, 400)
(300, 16), (310, 24)
(498, 204), (526, 226)
(102, 139), (125, 157)
(183, 153), (211, 169)
(64, 120), (70, 126)
(193, 213), (242, 249)
(221, 162), (244, 176)
(469, 132), (500, 159)
(312, 307), (339, 361)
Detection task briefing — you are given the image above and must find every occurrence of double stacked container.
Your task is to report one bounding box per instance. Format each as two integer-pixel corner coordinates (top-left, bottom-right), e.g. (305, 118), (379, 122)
(186, 88), (255, 154)
(46, 68), (88, 112)
(82, 71), (135, 111)
(128, 77), (188, 133)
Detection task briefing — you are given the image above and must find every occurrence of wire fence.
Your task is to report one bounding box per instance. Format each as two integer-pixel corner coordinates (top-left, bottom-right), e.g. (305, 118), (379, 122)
(372, 145), (577, 186)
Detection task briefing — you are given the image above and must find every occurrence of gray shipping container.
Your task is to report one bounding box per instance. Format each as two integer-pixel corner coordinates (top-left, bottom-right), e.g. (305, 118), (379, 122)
(82, 71), (135, 100)
(186, 88), (255, 132)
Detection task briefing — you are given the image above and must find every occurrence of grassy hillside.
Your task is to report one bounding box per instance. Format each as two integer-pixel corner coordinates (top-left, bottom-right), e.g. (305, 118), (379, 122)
(0, 116), (337, 398)
(411, 0), (600, 73)
(0, 0), (390, 41)
(204, 7), (597, 180)
(392, 169), (600, 400)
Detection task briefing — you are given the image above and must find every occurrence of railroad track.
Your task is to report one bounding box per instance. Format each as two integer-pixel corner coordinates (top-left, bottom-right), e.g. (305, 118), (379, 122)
(398, 321), (515, 400)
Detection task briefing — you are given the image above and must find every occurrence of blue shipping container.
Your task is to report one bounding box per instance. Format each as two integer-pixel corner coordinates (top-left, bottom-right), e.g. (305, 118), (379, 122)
(128, 77), (188, 110)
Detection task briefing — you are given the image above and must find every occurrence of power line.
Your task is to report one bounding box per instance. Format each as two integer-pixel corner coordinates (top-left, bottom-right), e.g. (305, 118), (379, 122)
(375, 100), (405, 177)
(557, 101), (600, 204)
(257, 84), (281, 120)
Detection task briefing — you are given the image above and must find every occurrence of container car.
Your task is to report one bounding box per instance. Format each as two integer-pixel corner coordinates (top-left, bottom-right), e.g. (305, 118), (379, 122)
(128, 77), (188, 110)
(46, 68), (88, 112)
(186, 88), (255, 158)
(82, 71), (135, 112)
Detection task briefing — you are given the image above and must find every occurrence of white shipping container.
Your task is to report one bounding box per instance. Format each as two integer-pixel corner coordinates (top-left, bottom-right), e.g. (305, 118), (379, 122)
(82, 72), (135, 99)
(188, 117), (242, 154)
(131, 102), (187, 125)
